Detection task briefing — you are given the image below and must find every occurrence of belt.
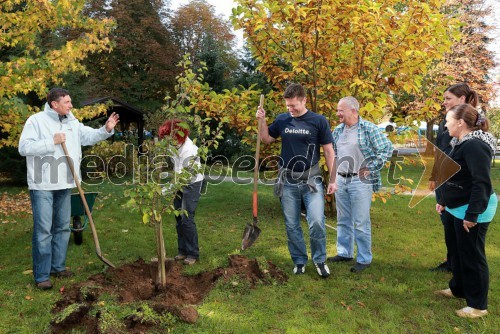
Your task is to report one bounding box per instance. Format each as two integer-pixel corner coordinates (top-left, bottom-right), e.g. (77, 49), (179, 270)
(337, 172), (358, 178)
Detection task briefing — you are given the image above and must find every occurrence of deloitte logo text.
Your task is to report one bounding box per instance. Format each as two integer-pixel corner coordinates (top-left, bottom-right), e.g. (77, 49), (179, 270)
(284, 128), (310, 135)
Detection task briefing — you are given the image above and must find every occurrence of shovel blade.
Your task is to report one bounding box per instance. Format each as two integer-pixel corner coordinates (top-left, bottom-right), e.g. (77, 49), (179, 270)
(97, 254), (116, 268)
(241, 223), (261, 250)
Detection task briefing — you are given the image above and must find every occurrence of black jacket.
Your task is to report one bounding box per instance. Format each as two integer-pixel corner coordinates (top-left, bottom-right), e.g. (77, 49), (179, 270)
(430, 120), (453, 202)
(436, 133), (495, 222)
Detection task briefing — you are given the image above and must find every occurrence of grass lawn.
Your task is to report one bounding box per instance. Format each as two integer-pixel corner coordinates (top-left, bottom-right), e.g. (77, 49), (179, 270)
(0, 163), (498, 333)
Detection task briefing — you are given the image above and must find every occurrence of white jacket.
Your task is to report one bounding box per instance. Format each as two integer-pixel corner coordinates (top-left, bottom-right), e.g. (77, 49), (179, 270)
(18, 103), (113, 190)
(172, 137), (204, 184)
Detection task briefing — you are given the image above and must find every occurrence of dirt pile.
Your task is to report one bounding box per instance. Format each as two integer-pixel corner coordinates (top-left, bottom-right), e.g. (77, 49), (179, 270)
(51, 255), (287, 333)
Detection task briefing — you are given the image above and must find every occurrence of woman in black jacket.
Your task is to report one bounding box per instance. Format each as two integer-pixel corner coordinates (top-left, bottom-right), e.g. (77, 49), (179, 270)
(434, 103), (497, 318)
(429, 83), (479, 272)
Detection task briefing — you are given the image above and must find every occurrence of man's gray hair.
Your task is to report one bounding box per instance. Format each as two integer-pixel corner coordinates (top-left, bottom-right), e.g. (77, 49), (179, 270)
(339, 96), (359, 113)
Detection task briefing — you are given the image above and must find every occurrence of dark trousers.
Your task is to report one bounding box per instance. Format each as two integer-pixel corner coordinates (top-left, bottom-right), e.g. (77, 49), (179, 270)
(173, 181), (203, 259)
(443, 212), (490, 310)
(440, 211), (452, 266)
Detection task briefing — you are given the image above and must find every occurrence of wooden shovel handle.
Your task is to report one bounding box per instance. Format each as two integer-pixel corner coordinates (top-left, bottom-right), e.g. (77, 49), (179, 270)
(253, 94), (264, 218)
(61, 142), (114, 268)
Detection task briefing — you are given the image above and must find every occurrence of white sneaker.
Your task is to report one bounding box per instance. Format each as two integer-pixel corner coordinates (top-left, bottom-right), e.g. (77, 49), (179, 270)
(293, 264), (305, 275)
(434, 288), (454, 298)
(315, 262), (330, 278)
(455, 306), (488, 318)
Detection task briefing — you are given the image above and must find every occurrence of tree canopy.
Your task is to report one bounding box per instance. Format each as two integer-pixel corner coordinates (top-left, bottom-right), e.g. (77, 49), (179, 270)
(169, 0), (239, 92)
(80, 0), (179, 111)
(232, 0), (459, 122)
(401, 0), (496, 127)
(0, 0), (114, 147)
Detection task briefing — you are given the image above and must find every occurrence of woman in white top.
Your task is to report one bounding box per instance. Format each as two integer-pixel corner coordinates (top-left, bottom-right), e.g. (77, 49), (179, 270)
(158, 120), (204, 265)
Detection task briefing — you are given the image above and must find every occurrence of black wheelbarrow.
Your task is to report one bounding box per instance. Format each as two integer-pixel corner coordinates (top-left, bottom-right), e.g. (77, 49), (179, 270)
(70, 192), (98, 245)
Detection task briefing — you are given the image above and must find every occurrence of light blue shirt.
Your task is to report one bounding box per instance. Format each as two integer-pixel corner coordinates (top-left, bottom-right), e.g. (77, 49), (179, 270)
(446, 193), (498, 223)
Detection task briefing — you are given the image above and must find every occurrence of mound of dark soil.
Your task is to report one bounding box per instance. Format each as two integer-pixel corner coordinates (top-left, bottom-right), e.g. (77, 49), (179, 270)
(51, 255), (287, 333)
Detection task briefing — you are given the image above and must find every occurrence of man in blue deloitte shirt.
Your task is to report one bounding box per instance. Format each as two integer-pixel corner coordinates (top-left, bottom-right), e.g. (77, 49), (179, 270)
(256, 83), (336, 278)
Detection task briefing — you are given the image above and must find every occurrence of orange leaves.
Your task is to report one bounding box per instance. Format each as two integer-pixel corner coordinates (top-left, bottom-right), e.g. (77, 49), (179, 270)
(0, 192), (32, 221)
(340, 300), (367, 311)
(0, 0), (114, 148)
(233, 0), (456, 122)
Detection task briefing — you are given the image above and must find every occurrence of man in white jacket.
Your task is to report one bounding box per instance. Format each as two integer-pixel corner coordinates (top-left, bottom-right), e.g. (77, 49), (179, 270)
(18, 88), (119, 290)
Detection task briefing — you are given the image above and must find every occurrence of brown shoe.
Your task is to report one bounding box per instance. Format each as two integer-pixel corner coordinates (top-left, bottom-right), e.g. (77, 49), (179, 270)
(183, 257), (197, 265)
(36, 280), (53, 290)
(174, 254), (187, 261)
(434, 288), (454, 298)
(455, 307), (488, 318)
(50, 270), (74, 278)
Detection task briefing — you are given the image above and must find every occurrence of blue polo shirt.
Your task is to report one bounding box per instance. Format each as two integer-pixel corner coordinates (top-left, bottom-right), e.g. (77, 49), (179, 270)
(268, 110), (332, 172)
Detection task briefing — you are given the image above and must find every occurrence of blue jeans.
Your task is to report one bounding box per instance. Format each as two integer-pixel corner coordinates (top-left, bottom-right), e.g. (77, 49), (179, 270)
(174, 181), (203, 259)
(30, 189), (71, 283)
(281, 177), (327, 264)
(335, 176), (373, 264)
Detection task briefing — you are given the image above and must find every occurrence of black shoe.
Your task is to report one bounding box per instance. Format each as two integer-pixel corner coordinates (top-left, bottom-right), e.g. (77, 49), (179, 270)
(350, 262), (370, 273)
(327, 255), (353, 263)
(50, 270), (74, 278)
(293, 264), (305, 275)
(315, 262), (330, 278)
(36, 280), (53, 290)
(429, 261), (452, 272)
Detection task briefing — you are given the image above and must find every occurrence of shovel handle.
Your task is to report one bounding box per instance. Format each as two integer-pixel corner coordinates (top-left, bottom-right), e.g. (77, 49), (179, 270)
(253, 94), (264, 218)
(61, 142), (115, 268)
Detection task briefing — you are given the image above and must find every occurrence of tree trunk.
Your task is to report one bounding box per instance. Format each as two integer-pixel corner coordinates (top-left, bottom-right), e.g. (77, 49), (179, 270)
(155, 218), (167, 287)
(424, 121), (435, 155)
(322, 169), (337, 218)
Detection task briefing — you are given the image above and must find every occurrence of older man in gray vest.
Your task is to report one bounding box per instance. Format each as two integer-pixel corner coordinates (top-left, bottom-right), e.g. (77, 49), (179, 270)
(328, 96), (393, 273)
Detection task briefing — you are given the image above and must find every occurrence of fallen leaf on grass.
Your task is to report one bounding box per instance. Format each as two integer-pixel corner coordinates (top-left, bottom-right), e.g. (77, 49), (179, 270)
(59, 287), (65, 293)
(0, 192), (32, 217)
(340, 301), (353, 311)
(357, 301), (366, 307)
(24, 296), (33, 300)
(22, 270), (33, 275)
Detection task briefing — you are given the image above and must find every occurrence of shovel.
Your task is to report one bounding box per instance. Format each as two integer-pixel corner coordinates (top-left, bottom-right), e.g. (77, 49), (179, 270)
(241, 94), (264, 250)
(61, 142), (116, 268)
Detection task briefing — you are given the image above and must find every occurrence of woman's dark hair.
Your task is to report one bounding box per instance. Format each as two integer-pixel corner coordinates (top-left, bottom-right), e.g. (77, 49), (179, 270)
(445, 83), (479, 108)
(47, 88), (70, 109)
(158, 119), (189, 145)
(449, 103), (489, 132)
